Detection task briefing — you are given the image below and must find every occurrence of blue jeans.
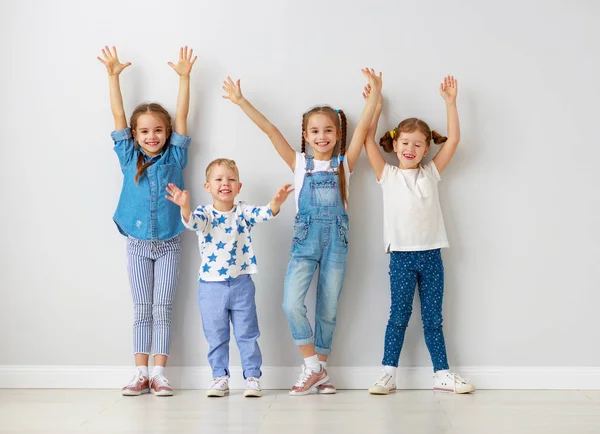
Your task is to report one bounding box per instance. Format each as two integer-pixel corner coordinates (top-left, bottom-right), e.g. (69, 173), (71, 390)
(198, 274), (262, 379)
(382, 249), (449, 372)
(282, 215), (349, 355)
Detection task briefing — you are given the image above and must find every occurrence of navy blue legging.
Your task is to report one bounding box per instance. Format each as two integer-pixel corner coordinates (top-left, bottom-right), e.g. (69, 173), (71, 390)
(382, 249), (449, 372)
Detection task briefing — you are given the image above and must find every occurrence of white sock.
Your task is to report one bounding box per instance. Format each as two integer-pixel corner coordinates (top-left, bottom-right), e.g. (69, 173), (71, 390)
(136, 366), (149, 378)
(304, 355), (321, 373)
(383, 366), (397, 382)
(151, 365), (165, 378)
(319, 361), (327, 370)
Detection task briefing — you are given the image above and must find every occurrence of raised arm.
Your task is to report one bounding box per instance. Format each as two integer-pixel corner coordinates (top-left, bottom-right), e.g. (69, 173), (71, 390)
(168, 46), (197, 136)
(346, 68), (383, 172)
(362, 85), (386, 180)
(432, 75), (460, 174)
(97, 46), (131, 130)
(223, 77), (296, 171)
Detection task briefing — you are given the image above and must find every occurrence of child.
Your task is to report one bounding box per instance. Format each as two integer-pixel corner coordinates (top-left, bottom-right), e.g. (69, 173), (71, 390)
(166, 158), (293, 397)
(222, 69), (382, 395)
(97, 46), (197, 396)
(362, 76), (475, 394)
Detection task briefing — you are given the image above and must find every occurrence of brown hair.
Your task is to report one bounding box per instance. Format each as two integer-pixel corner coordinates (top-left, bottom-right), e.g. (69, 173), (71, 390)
(301, 106), (348, 207)
(379, 117), (447, 153)
(205, 158), (240, 180)
(130, 103), (173, 183)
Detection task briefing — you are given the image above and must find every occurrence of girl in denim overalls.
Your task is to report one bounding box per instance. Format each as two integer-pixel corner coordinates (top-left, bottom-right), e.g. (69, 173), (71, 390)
(363, 76), (475, 394)
(223, 69), (382, 394)
(98, 46), (196, 396)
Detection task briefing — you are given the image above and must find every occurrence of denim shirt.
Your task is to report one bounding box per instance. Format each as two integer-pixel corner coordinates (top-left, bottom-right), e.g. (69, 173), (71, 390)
(111, 128), (191, 241)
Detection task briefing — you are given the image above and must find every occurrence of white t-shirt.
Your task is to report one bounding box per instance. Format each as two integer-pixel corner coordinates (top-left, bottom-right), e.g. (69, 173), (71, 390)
(293, 152), (351, 212)
(377, 161), (449, 252)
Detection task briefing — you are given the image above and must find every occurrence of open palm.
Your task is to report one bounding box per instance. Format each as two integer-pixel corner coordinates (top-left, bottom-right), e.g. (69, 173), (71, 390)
(165, 183), (190, 208)
(97, 46), (131, 76)
(168, 46), (197, 77)
(222, 76), (244, 105)
(440, 75), (458, 103)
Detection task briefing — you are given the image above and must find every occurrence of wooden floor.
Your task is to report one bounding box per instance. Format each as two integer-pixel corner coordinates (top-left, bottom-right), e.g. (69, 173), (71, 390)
(1, 389), (600, 433)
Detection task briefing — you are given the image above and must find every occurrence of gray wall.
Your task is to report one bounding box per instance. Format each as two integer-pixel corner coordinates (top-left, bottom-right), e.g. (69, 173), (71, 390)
(1, 0), (599, 371)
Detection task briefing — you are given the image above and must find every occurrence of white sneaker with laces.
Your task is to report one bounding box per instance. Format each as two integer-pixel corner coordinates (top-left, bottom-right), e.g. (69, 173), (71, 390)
(433, 371), (475, 394)
(207, 376), (230, 397)
(368, 370), (397, 395)
(244, 377), (262, 398)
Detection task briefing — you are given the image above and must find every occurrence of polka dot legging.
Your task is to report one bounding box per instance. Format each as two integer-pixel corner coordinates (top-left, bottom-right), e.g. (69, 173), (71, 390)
(382, 249), (449, 372)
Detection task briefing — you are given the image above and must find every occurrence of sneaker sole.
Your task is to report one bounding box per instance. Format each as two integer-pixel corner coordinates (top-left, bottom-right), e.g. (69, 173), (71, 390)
(318, 387), (337, 395)
(433, 386), (476, 394)
(368, 386), (396, 395)
(207, 389), (230, 397)
(244, 390), (262, 398)
(122, 388), (149, 396)
(150, 389), (173, 397)
(289, 375), (330, 396)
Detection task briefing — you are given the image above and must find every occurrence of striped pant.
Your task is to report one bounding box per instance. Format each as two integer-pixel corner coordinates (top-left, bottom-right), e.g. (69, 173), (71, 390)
(126, 236), (181, 356)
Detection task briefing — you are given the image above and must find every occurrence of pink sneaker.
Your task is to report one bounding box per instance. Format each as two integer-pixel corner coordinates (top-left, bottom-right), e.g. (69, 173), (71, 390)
(121, 368), (150, 396)
(150, 374), (174, 396)
(289, 365), (329, 396)
(316, 380), (337, 394)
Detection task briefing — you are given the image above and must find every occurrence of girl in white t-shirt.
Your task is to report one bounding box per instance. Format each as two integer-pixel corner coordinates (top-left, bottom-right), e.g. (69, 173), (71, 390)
(363, 76), (475, 394)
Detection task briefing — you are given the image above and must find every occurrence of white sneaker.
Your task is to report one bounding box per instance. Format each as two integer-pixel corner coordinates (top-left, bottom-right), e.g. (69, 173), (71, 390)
(244, 377), (262, 398)
(207, 376), (230, 397)
(368, 370), (397, 395)
(433, 371), (475, 394)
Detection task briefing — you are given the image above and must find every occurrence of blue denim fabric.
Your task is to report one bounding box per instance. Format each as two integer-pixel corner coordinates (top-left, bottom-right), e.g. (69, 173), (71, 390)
(112, 128), (191, 241)
(198, 274), (262, 379)
(282, 156), (349, 355)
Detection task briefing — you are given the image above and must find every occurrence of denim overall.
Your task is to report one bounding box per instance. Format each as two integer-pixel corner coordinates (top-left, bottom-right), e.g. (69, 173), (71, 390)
(282, 155), (349, 355)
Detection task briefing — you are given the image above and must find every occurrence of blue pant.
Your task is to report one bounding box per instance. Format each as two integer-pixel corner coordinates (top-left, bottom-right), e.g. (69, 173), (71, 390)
(382, 249), (449, 372)
(282, 215), (349, 355)
(127, 236), (181, 356)
(198, 274), (262, 379)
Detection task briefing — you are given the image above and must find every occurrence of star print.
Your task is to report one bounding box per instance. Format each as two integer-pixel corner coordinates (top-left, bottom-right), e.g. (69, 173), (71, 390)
(211, 220), (219, 228)
(217, 215), (227, 225)
(218, 267), (228, 276)
(216, 241), (226, 250)
(242, 245), (250, 254)
(228, 247), (237, 257)
(202, 264), (211, 273)
(227, 257), (237, 266)
(250, 256), (257, 265)
(241, 263), (249, 271)
(237, 225), (245, 234)
(204, 233), (213, 243)
(225, 227), (233, 234)
(208, 253), (217, 263)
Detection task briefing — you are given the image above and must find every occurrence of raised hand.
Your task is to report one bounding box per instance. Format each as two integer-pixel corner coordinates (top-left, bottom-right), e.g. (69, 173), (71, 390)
(362, 68), (383, 93)
(222, 76), (245, 105)
(439, 75), (458, 104)
(362, 84), (383, 107)
(168, 46), (197, 77)
(272, 184), (294, 206)
(165, 183), (190, 208)
(97, 46), (131, 76)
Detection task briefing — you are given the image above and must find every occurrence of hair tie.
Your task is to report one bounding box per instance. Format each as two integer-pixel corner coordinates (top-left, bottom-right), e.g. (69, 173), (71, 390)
(389, 129), (396, 139)
(334, 109), (340, 113)
(339, 155), (345, 162)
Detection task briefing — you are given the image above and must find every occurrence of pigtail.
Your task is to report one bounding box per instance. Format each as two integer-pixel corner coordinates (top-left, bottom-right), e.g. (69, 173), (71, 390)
(379, 129), (395, 153)
(431, 130), (448, 145)
(135, 153), (155, 184)
(337, 110), (348, 207)
(301, 112), (307, 154)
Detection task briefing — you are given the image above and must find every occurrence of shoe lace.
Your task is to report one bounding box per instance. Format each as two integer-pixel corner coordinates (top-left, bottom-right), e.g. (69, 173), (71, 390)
(153, 374), (169, 387)
(449, 373), (469, 385)
(128, 369), (145, 385)
(294, 365), (312, 387)
(212, 376), (228, 388)
(376, 371), (391, 385)
(246, 377), (260, 389)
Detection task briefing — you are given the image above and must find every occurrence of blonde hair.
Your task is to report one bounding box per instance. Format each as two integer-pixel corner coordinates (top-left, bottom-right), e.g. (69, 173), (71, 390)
(205, 158), (240, 180)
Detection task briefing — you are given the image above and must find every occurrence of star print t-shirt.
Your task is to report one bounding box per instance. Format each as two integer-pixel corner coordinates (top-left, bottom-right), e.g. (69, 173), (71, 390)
(183, 202), (274, 282)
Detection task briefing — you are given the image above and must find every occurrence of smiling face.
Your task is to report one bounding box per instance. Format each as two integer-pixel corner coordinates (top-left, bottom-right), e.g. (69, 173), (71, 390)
(204, 163), (242, 211)
(394, 130), (430, 169)
(132, 113), (168, 157)
(303, 111), (341, 160)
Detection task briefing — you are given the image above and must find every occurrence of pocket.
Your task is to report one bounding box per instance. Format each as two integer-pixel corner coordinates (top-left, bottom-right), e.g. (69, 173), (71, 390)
(337, 216), (349, 247)
(292, 217), (310, 244)
(158, 164), (182, 190)
(310, 180), (340, 207)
